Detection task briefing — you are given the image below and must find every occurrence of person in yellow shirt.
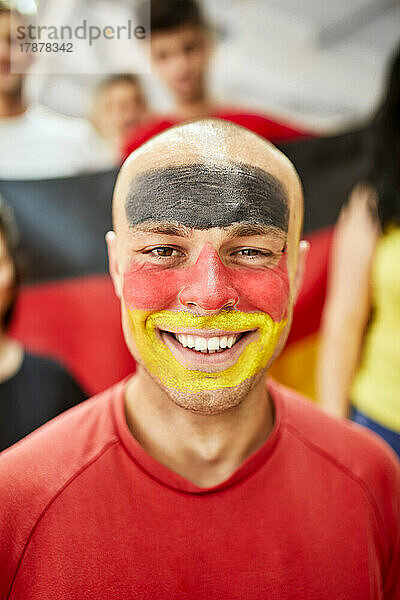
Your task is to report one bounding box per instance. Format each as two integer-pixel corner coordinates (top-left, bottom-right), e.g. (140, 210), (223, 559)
(318, 45), (400, 457)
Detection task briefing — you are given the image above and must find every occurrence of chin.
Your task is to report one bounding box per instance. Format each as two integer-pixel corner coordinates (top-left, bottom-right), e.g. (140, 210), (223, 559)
(149, 369), (266, 416)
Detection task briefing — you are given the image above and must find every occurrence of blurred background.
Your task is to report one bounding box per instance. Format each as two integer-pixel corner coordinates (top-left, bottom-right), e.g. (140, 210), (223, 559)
(24, 0), (400, 133)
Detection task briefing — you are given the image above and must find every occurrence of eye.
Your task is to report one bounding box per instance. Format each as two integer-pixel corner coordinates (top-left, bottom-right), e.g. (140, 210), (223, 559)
(238, 248), (266, 257)
(229, 246), (283, 269)
(152, 247), (174, 257)
(183, 41), (198, 55)
(234, 248), (273, 259)
(156, 50), (168, 62)
(143, 246), (185, 261)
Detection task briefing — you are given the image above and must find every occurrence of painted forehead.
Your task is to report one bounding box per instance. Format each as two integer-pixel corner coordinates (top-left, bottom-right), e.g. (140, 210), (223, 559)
(125, 162), (289, 231)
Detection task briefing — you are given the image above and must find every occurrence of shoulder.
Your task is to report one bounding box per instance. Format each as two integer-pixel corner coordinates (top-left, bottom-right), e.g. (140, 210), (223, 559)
(334, 184), (380, 258)
(271, 379), (400, 503)
(272, 381), (400, 595)
(21, 351), (83, 389)
(0, 378), (122, 474)
(22, 350), (72, 375)
(28, 104), (100, 143)
(0, 381), (124, 596)
(0, 380), (123, 525)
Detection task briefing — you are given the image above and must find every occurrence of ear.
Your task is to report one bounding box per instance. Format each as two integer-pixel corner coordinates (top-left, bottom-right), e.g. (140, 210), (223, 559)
(106, 231), (123, 299)
(293, 240), (309, 304)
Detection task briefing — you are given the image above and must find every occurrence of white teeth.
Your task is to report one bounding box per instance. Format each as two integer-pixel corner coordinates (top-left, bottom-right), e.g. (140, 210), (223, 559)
(194, 337), (208, 352)
(227, 336), (235, 348)
(174, 333), (243, 353)
(180, 334), (188, 347)
(207, 337), (220, 352)
(219, 336), (228, 348)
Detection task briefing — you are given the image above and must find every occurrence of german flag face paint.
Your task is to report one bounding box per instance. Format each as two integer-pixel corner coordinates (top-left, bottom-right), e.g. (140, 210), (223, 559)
(123, 242), (289, 393)
(127, 309), (286, 392)
(122, 161), (291, 395)
(126, 163), (289, 232)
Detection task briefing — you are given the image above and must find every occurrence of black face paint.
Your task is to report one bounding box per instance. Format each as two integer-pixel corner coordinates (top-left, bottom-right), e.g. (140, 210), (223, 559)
(125, 162), (289, 231)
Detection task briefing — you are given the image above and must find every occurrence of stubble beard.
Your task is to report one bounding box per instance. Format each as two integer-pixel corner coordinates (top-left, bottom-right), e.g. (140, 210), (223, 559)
(143, 364), (268, 416)
(159, 326), (291, 416)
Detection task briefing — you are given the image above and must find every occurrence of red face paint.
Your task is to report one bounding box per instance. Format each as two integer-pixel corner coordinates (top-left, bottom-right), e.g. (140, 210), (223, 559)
(123, 244), (289, 322)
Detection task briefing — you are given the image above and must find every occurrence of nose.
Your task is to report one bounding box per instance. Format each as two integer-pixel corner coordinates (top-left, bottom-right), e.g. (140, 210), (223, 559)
(178, 245), (239, 313)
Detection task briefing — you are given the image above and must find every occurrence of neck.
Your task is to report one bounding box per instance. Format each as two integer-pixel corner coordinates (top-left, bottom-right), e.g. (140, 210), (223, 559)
(125, 369), (273, 488)
(174, 87), (215, 121)
(0, 87), (26, 118)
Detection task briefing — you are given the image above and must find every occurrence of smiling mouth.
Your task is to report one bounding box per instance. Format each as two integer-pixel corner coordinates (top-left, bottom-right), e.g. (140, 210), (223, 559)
(159, 330), (253, 354)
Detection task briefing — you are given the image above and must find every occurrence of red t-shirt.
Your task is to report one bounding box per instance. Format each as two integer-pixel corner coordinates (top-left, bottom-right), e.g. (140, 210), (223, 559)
(122, 112), (307, 161)
(0, 379), (399, 599)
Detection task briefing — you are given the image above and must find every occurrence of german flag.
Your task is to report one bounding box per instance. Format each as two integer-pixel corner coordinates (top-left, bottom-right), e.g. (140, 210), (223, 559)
(2, 126), (370, 398)
(3, 170), (134, 395)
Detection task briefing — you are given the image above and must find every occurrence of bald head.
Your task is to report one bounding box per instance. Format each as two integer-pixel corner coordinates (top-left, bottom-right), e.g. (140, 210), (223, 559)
(115, 119), (302, 223)
(113, 118), (303, 279)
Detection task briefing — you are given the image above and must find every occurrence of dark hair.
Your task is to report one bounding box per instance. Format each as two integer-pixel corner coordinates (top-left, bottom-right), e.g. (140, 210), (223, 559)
(0, 197), (23, 330)
(0, 1), (22, 16)
(0, 1), (11, 13)
(137, 0), (206, 33)
(366, 43), (400, 228)
(96, 73), (142, 94)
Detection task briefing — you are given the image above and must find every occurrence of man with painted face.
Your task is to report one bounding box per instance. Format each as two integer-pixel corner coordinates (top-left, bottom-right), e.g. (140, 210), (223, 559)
(0, 120), (399, 599)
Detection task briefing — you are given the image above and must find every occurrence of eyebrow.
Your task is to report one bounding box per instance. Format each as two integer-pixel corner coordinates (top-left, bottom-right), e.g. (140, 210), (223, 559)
(130, 221), (286, 241)
(130, 221), (192, 237)
(222, 223), (286, 241)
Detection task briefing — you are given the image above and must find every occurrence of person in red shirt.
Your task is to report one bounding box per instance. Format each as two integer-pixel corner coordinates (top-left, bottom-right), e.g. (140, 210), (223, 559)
(123, 0), (305, 160)
(0, 119), (399, 599)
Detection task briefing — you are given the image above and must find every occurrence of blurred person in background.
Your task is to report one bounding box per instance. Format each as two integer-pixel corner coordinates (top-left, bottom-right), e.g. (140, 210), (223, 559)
(123, 0), (305, 158)
(318, 45), (400, 458)
(90, 74), (150, 165)
(0, 198), (86, 452)
(0, 2), (112, 180)
(142, 0), (214, 121)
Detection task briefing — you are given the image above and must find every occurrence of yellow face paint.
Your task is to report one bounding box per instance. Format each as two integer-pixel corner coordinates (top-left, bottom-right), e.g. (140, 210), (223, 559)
(127, 309), (286, 392)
